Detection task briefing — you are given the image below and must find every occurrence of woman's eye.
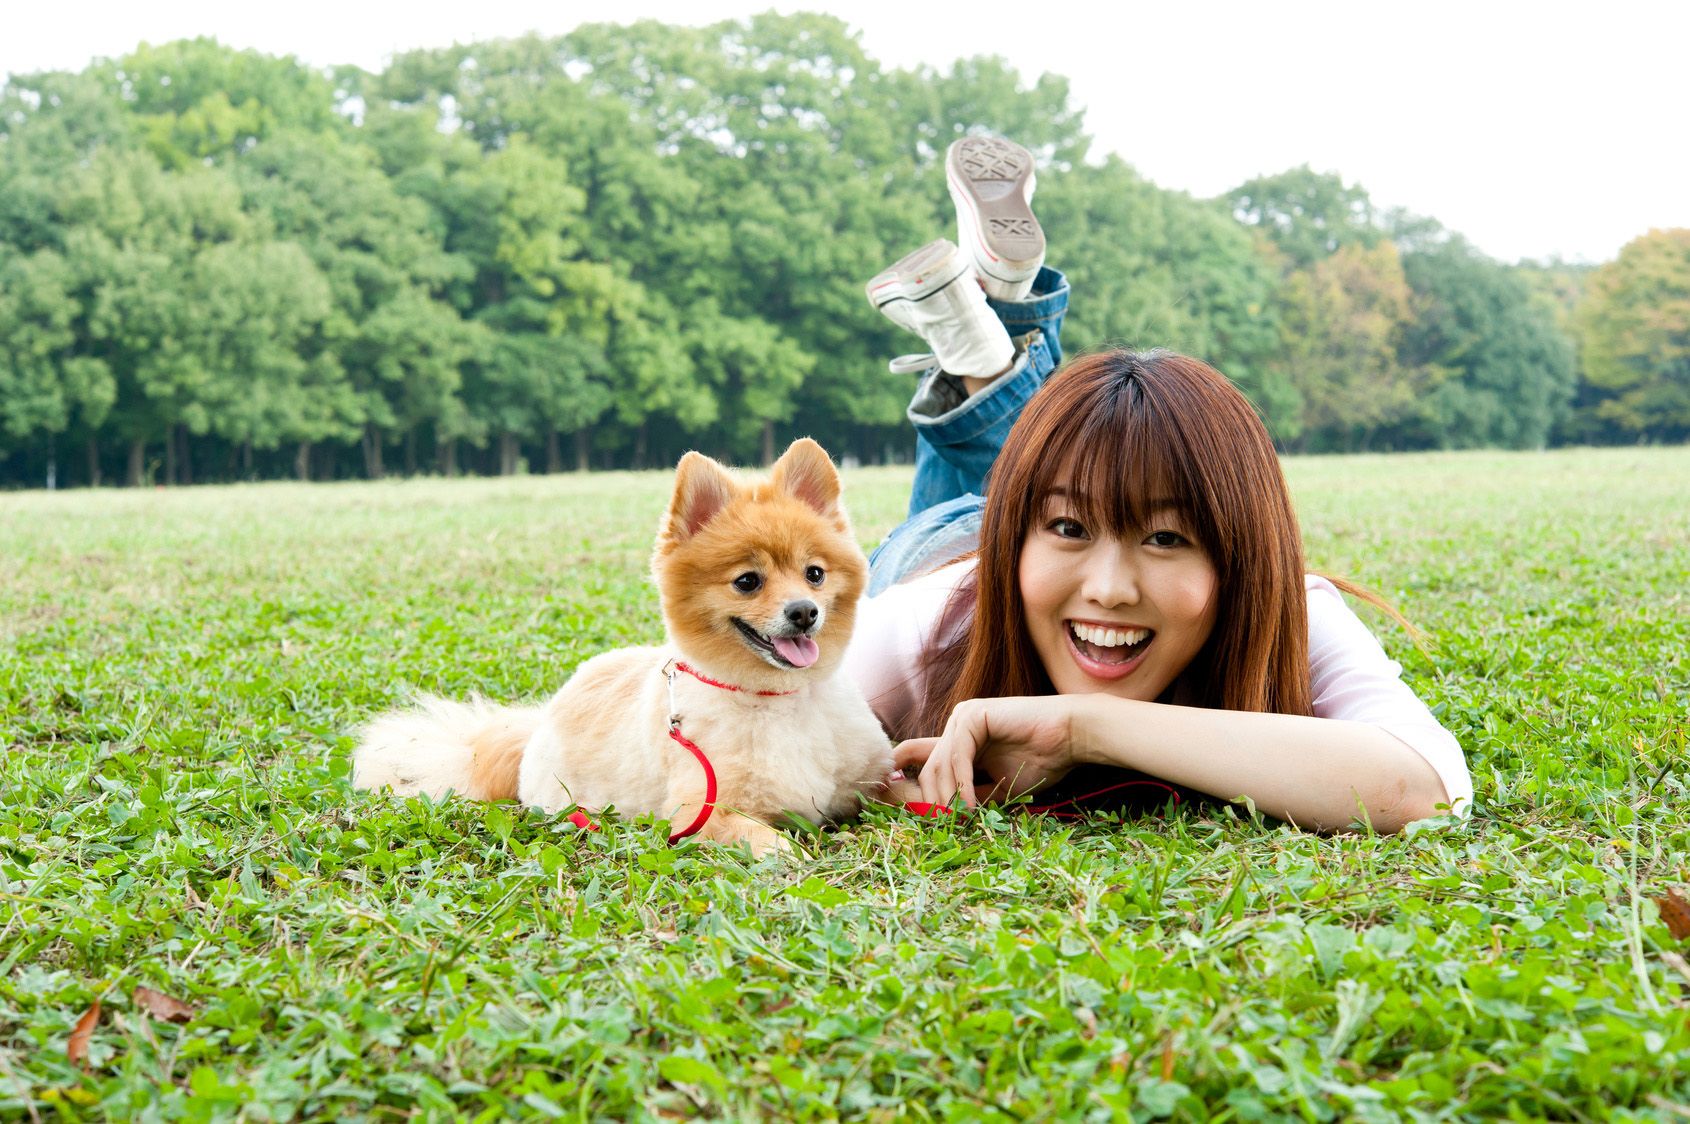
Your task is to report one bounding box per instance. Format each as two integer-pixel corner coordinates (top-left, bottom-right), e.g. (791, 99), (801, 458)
(1049, 518), (1088, 540)
(732, 572), (763, 593)
(804, 565), (825, 586)
(1147, 531), (1185, 548)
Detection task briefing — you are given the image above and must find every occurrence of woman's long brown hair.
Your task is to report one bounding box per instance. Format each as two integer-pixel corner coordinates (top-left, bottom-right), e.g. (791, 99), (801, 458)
(913, 349), (1314, 737)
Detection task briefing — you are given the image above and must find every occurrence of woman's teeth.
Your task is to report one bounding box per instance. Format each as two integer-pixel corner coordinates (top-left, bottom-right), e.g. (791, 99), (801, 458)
(1068, 621), (1152, 667)
(1070, 622), (1149, 649)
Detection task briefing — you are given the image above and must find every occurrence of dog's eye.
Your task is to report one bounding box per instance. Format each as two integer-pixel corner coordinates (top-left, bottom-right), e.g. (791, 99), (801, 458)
(732, 572), (762, 593)
(805, 566), (825, 586)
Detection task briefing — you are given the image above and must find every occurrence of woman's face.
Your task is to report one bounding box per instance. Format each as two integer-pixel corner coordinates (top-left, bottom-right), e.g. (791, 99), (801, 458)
(1018, 486), (1219, 701)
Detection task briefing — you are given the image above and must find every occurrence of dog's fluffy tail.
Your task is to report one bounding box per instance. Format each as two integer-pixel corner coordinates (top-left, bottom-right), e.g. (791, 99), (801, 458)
(352, 696), (543, 803)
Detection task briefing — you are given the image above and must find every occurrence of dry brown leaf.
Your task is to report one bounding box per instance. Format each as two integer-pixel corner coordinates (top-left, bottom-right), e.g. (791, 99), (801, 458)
(1074, 1005), (1098, 1040)
(134, 986), (195, 1024)
(67, 1000), (100, 1071)
(1655, 889), (1690, 940)
(1160, 1033), (1176, 1081)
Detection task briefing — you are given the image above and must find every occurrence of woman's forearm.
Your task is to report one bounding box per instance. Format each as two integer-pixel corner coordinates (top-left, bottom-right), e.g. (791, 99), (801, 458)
(1069, 695), (1452, 832)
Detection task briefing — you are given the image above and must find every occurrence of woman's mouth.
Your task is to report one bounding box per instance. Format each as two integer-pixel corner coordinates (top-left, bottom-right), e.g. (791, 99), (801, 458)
(1065, 621), (1153, 679)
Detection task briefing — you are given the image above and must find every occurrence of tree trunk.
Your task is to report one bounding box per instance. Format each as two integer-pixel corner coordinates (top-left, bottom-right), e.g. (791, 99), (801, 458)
(164, 427), (177, 486)
(295, 441), (312, 482)
(127, 439), (144, 487)
(86, 436), (101, 488)
(574, 428), (591, 472)
(632, 422), (648, 470)
(498, 432), (519, 476)
(177, 425), (192, 486)
(404, 430), (417, 476)
(362, 425), (385, 480)
(761, 420), (775, 466)
(440, 439), (457, 476)
(545, 430), (561, 474)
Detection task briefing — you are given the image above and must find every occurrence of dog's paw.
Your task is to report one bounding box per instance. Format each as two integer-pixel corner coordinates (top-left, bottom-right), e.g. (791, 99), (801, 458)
(743, 823), (797, 859)
(874, 774), (926, 805)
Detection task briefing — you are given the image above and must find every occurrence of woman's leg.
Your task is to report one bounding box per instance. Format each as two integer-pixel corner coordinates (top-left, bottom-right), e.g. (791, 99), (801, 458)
(906, 264), (1070, 511)
(866, 266), (1069, 595)
(865, 135), (1067, 593)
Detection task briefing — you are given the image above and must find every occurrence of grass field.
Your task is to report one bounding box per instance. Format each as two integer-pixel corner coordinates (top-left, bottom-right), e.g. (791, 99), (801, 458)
(3, 446), (1688, 1121)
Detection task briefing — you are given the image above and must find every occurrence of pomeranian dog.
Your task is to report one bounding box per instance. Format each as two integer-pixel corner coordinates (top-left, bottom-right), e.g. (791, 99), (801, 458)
(352, 439), (894, 856)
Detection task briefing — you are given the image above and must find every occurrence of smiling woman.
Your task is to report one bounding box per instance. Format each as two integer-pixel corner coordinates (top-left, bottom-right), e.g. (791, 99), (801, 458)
(1019, 469), (1221, 706)
(843, 136), (1471, 832)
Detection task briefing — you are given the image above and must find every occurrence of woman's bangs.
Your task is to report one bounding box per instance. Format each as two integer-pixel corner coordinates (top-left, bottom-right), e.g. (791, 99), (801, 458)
(1032, 391), (1197, 539)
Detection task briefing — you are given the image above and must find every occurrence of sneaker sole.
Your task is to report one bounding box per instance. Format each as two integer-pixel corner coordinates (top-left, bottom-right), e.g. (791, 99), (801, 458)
(865, 239), (971, 309)
(947, 137), (1045, 286)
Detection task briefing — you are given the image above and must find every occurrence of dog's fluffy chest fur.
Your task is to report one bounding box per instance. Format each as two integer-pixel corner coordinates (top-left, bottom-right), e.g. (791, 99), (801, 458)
(516, 645), (892, 826)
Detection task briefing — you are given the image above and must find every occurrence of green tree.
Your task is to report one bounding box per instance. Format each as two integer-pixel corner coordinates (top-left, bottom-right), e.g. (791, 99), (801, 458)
(359, 64), (687, 469)
(0, 70), (140, 253)
(108, 38), (344, 168)
(0, 249), (116, 478)
(189, 239), (346, 474)
(1270, 242), (1434, 450)
(1397, 236), (1576, 449)
(53, 149), (256, 484)
(237, 131), (475, 478)
(1575, 228), (1690, 442)
(1039, 157), (1289, 430)
(1228, 166), (1380, 271)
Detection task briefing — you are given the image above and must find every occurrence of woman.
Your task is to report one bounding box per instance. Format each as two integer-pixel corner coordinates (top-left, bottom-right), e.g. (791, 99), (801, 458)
(844, 136), (1470, 832)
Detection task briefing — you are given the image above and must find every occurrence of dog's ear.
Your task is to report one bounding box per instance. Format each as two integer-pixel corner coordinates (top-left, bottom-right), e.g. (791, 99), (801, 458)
(663, 451), (736, 543)
(770, 438), (842, 520)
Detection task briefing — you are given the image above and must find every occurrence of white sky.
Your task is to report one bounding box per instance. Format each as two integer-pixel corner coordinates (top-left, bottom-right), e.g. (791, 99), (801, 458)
(5, 0), (1686, 265)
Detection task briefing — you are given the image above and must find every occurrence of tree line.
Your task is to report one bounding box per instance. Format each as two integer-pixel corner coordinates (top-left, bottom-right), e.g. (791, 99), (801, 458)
(1, 15), (1685, 489)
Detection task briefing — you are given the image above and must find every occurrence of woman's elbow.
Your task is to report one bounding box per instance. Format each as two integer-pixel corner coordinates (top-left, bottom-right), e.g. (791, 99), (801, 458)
(1365, 771), (1452, 834)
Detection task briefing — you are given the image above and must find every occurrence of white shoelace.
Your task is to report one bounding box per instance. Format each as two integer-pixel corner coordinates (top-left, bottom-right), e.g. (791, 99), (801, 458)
(888, 353), (937, 375)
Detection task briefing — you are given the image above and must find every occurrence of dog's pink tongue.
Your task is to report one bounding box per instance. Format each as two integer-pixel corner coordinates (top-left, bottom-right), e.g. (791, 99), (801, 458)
(772, 635), (820, 668)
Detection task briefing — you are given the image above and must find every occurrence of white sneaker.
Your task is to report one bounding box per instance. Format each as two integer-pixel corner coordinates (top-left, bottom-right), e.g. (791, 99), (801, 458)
(865, 239), (1014, 378)
(946, 136), (1045, 301)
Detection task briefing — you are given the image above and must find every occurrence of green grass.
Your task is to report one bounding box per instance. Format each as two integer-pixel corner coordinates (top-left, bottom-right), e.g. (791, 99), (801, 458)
(2, 447), (1687, 1121)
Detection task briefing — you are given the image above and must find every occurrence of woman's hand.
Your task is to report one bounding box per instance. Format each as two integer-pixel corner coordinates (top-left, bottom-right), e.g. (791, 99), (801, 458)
(892, 695), (1083, 809)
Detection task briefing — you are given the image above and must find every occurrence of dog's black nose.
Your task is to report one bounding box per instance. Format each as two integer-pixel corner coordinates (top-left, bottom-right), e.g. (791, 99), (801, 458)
(785, 600), (818, 631)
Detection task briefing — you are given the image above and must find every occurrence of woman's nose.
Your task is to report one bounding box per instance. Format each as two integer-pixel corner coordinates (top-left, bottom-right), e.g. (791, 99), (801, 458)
(1079, 542), (1139, 607)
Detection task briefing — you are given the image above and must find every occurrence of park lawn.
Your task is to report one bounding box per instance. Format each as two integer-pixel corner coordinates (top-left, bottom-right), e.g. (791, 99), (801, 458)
(1, 446), (1688, 1121)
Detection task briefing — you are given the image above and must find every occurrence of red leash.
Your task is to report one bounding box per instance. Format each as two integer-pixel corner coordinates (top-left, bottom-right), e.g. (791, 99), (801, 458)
(561, 659), (798, 842)
(897, 778), (1181, 820)
(1022, 779), (1182, 817)
(664, 725), (718, 843)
